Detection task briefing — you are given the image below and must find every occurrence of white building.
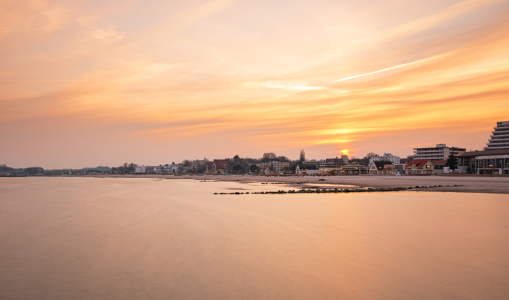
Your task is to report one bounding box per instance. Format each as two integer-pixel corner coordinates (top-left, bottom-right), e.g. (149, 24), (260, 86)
(271, 161), (289, 173)
(135, 165), (146, 173)
(369, 153), (400, 165)
(296, 164), (319, 175)
(486, 121), (509, 150)
(413, 144), (466, 160)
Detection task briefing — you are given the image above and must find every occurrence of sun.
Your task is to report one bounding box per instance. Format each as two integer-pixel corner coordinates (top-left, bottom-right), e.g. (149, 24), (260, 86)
(341, 149), (349, 156)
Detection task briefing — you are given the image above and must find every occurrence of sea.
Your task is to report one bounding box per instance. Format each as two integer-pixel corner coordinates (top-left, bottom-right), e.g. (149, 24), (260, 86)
(0, 177), (508, 300)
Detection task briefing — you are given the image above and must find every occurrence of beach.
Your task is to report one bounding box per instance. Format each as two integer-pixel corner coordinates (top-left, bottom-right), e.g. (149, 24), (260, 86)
(84, 174), (509, 194)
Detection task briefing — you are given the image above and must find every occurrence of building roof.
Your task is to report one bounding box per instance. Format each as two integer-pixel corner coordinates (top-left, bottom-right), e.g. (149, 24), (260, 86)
(457, 149), (509, 157)
(405, 159), (430, 169)
(213, 159), (228, 169)
(372, 161), (392, 169)
(414, 144), (466, 150)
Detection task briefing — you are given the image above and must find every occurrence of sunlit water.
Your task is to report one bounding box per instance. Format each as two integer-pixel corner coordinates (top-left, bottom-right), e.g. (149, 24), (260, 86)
(0, 177), (508, 300)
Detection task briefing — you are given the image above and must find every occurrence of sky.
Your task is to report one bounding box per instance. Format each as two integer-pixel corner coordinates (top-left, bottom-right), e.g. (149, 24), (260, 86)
(1, 0), (509, 169)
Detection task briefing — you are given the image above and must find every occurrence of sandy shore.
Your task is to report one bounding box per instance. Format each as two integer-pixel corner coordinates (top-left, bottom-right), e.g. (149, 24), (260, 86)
(84, 174), (509, 194)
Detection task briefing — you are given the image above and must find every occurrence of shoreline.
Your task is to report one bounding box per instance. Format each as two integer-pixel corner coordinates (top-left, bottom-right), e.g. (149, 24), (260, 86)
(47, 174), (509, 194)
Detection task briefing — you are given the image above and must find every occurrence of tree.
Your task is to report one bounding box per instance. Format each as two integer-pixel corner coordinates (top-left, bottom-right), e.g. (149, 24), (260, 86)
(232, 165), (243, 174)
(262, 153), (277, 162)
(25, 167), (44, 175)
(128, 163), (137, 173)
(365, 152), (377, 159)
(249, 165), (258, 173)
(446, 153), (458, 170)
(351, 156), (369, 166)
(299, 149), (305, 162)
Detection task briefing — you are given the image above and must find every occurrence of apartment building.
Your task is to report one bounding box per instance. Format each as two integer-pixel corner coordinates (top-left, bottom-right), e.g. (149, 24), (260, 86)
(413, 144), (466, 160)
(369, 153), (400, 165)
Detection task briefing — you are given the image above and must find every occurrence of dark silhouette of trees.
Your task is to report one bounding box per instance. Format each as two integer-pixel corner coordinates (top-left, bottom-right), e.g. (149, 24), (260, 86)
(117, 163), (137, 173)
(25, 167), (44, 175)
(232, 165), (243, 174)
(299, 149), (305, 162)
(446, 153), (458, 170)
(262, 153), (277, 162)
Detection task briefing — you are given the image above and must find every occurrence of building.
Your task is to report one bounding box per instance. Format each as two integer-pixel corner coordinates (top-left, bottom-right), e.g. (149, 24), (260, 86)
(206, 159), (229, 174)
(135, 165), (146, 173)
(486, 121), (509, 150)
(369, 153), (400, 165)
(368, 161), (393, 175)
(457, 149), (509, 174)
(325, 157), (343, 165)
(404, 159), (447, 175)
(413, 144), (466, 160)
(296, 164), (319, 175)
(340, 164), (368, 175)
(271, 161), (289, 173)
(318, 158), (343, 174)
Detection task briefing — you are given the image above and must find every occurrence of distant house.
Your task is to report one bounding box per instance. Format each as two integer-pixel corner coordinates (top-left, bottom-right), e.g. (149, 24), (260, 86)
(404, 159), (447, 175)
(368, 161), (393, 175)
(214, 159), (228, 174)
(135, 166), (146, 173)
(271, 161), (290, 173)
(206, 162), (215, 174)
(296, 164), (319, 175)
(318, 158), (343, 174)
(260, 166), (271, 175)
(169, 164), (180, 173)
(206, 159), (229, 174)
(341, 164), (368, 175)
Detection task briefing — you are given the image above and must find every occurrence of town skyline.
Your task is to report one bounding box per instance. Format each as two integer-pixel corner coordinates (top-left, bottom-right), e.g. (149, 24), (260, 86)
(0, 122), (502, 169)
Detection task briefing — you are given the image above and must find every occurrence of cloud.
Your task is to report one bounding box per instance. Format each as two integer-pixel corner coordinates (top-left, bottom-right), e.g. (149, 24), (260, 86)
(1, 0), (509, 168)
(88, 27), (124, 41)
(0, 0), (69, 38)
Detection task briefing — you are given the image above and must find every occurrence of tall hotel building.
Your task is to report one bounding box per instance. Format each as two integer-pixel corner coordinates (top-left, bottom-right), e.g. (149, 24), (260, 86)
(413, 144), (466, 160)
(486, 121), (509, 150)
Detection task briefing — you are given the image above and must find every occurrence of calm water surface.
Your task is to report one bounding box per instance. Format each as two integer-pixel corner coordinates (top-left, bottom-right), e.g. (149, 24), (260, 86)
(0, 177), (508, 300)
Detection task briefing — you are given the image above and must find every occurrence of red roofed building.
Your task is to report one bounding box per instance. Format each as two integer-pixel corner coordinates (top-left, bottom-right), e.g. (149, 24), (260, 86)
(404, 159), (447, 175)
(206, 159), (229, 174)
(206, 162), (215, 174)
(214, 159), (228, 174)
(368, 161), (393, 175)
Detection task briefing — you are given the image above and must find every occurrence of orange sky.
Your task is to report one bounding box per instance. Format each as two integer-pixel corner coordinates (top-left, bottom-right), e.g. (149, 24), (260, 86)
(1, 0), (509, 168)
